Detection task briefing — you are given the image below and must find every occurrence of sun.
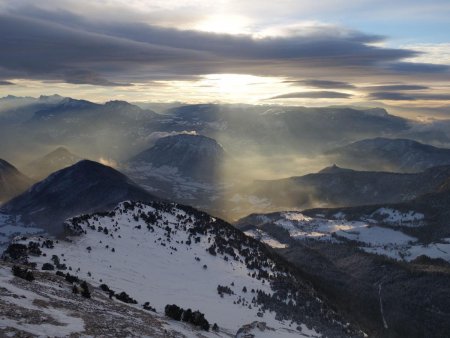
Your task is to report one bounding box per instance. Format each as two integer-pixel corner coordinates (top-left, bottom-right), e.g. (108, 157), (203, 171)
(195, 15), (251, 35)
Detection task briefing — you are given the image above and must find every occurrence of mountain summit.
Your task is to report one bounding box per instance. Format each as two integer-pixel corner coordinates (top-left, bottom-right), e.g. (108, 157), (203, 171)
(130, 134), (226, 182)
(318, 164), (355, 174)
(2, 160), (157, 234)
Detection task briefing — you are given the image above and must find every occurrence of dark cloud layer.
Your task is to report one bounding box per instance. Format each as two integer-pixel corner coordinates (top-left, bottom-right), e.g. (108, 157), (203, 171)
(386, 62), (449, 73)
(284, 79), (355, 89)
(269, 91), (352, 99)
(0, 14), (210, 84)
(64, 70), (133, 87)
(0, 7), (448, 87)
(364, 84), (429, 91)
(0, 80), (14, 85)
(370, 92), (450, 101)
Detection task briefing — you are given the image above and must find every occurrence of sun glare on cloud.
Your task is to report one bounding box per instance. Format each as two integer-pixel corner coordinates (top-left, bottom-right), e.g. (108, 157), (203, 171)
(196, 74), (287, 102)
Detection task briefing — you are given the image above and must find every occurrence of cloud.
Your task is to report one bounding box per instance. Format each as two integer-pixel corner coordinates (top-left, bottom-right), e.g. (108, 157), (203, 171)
(400, 43), (450, 65)
(0, 6), (448, 89)
(0, 13), (211, 84)
(0, 10), (428, 86)
(269, 91), (352, 99)
(284, 79), (355, 89)
(143, 130), (198, 144)
(364, 84), (429, 91)
(64, 70), (133, 86)
(386, 62), (449, 73)
(369, 92), (450, 101)
(0, 80), (14, 85)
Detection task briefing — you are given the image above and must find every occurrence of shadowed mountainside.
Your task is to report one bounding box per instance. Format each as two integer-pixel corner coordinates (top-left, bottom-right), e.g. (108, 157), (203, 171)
(1, 160), (157, 235)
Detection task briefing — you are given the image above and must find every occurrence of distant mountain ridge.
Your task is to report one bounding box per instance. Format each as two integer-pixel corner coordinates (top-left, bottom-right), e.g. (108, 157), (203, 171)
(24, 146), (83, 180)
(241, 164), (450, 212)
(4, 95), (450, 166)
(31, 98), (158, 122)
(329, 137), (450, 172)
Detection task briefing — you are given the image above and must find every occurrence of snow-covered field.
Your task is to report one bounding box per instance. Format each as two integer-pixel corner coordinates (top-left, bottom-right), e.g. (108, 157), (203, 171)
(246, 211), (450, 263)
(0, 213), (44, 253)
(10, 202), (326, 337)
(244, 229), (288, 248)
(368, 208), (425, 227)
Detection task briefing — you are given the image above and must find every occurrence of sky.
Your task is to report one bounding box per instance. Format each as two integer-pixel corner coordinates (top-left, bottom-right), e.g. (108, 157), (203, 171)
(0, 0), (450, 118)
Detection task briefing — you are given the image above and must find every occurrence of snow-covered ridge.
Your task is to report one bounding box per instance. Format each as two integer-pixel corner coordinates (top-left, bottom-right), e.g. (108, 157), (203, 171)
(4, 201), (358, 337)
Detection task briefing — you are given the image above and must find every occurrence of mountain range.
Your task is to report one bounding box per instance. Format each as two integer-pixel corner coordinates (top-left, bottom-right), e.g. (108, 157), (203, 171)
(328, 137), (450, 172)
(3, 96), (450, 167)
(3, 95), (450, 337)
(238, 164), (450, 213)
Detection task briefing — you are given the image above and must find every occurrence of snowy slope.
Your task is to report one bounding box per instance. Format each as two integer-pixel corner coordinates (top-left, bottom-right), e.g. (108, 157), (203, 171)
(0, 260), (208, 337)
(5, 201), (360, 337)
